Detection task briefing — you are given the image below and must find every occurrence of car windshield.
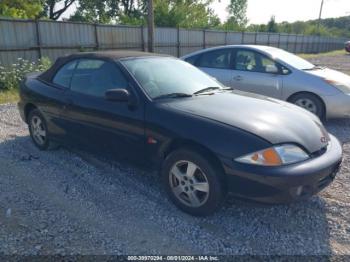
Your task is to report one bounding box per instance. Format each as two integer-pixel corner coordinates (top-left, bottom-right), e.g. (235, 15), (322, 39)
(267, 48), (315, 70)
(122, 57), (224, 99)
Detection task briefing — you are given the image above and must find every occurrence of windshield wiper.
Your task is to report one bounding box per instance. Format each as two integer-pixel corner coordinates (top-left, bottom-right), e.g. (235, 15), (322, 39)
(153, 92), (192, 100)
(194, 87), (222, 95)
(303, 65), (325, 71)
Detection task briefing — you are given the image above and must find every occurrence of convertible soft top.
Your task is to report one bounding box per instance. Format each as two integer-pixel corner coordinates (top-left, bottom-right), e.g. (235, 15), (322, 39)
(39, 50), (170, 83)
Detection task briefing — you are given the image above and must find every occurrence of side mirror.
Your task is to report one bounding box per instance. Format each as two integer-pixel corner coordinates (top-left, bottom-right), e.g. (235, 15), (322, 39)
(265, 64), (279, 74)
(105, 89), (130, 102)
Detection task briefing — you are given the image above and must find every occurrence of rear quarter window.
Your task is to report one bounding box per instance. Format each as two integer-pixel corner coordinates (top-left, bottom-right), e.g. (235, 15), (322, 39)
(52, 60), (78, 88)
(184, 54), (200, 65)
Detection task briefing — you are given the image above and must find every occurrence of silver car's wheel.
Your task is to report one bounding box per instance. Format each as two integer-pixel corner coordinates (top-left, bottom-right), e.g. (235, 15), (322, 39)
(294, 98), (317, 114)
(289, 93), (325, 119)
(30, 115), (47, 146)
(169, 160), (210, 208)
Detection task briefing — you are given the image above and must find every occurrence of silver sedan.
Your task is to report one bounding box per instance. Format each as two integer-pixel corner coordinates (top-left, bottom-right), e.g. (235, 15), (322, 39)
(181, 45), (350, 119)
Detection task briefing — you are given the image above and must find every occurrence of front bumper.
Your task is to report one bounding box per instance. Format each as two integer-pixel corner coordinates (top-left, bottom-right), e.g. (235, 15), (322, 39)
(221, 134), (342, 203)
(323, 93), (350, 119)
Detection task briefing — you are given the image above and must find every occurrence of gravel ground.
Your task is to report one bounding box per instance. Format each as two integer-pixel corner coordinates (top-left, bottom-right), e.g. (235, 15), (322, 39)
(0, 54), (350, 256)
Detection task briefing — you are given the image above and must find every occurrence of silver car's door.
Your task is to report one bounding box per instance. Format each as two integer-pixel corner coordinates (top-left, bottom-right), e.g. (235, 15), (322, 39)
(194, 48), (234, 87)
(231, 48), (283, 99)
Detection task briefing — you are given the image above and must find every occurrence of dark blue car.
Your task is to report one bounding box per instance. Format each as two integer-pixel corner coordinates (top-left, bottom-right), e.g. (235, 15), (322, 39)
(18, 51), (343, 216)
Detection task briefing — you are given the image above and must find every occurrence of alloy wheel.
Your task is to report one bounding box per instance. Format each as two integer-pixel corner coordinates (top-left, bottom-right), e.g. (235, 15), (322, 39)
(169, 160), (210, 207)
(30, 115), (47, 146)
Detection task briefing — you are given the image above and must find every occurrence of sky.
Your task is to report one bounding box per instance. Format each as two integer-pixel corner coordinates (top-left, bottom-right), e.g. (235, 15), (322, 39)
(212, 0), (350, 24)
(62, 0), (350, 24)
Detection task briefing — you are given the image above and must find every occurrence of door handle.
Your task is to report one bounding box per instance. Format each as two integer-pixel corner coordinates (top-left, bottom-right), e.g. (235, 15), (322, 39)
(233, 75), (243, 81)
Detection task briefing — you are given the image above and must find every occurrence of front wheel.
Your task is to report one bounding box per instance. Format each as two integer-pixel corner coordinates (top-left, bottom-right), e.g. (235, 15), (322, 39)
(161, 149), (225, 216)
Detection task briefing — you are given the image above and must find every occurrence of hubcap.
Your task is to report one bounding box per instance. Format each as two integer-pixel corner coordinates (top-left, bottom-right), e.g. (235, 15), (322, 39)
(294, 98), (317, 114)
(169, 160), (209, 208)
(30, 116), (46, 146)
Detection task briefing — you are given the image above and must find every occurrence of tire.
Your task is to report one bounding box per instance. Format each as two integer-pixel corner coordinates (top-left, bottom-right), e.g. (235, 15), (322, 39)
(161, 148), (225, 216)
(28, 109), (58, 150)
(289, 93), (325, 120)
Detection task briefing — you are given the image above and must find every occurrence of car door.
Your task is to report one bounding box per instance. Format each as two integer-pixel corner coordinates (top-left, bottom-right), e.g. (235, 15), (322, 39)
(195, 48), (233, 87)
(63, 58), (145, 163)
(231, 49), (283, 99)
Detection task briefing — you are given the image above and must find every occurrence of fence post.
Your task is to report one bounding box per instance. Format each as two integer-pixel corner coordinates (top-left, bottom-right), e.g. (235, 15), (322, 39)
(225, 31), (228, 46)
(293, 35), (297, 54)
(277, 33), (281, 48)
(94, 23), (99, 50)
(286, 34), (290, 51)
(203, 29), (206, 49)
(254, 32), (257, 44)
(317, 36), (321, 53)
(267, 33), (271, 46)
(177, 26), (180, 57)
(141, 25), (145, 51)
(35, 20), (42, 59)
(300, 35), (305, 53)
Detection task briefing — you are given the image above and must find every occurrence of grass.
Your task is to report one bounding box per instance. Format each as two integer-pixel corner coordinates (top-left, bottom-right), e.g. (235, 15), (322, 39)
(0, 89), (19, 104)
(299, 49), (347, 59)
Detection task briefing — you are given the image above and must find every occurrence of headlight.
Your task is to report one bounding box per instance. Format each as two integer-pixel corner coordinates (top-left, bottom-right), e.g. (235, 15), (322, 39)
(235, 145), (309, 166)
(323, 79), (350, 94)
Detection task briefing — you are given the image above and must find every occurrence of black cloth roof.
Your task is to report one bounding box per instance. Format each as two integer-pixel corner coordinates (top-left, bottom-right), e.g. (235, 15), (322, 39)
(39, 50), (171, 83)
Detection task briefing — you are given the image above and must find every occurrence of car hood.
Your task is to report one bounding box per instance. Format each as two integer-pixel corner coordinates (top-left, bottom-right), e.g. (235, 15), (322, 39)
(306, 68), (350, 93)
(164, 91), (329, 153)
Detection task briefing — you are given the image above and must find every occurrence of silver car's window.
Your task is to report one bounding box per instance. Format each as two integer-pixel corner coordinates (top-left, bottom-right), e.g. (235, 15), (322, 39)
(234, 50), (279, 73)
(122, 57), (223, 98)
(197, 49), (232, 69)
(267, 48), (314, 70)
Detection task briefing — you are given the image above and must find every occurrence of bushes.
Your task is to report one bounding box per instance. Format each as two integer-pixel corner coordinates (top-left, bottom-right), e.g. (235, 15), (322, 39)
(0, 57), (51, 91)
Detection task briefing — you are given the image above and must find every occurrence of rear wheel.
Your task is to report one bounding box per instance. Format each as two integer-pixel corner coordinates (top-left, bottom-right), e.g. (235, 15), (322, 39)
(161, 148), (225, 216)
(28, 109), (57, 150)
(289, 93), (325, 119)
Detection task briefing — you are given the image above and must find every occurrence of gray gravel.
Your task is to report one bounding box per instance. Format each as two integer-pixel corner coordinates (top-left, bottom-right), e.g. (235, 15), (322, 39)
(0, 54), (350, 256)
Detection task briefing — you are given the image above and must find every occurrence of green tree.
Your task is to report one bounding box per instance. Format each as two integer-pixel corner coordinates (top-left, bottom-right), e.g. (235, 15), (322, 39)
(0, 0), (42, 19)
(153, 0), (219, 28)
(224, 0), (248, 30)
(40, 0), (76, 20)
(69, 0), (118, 23)
(267, 15), (278, 32)
(69, 0), (145, 24)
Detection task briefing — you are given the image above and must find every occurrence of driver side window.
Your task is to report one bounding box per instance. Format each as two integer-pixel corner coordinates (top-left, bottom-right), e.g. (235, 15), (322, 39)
(70, 59), (128, 97)
(234, 50), (279, 74)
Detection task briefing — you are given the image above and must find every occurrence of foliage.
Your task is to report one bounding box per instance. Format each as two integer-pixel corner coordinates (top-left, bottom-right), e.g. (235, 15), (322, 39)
(247, 16), (350, 38)
(152, 0), (220, 28)
(266, 16), (278, 33)
(0, 0), (42, 19)
(223, 0), (248, 31)
(69, 0), (220, 28)
(69, 0), (145, 24)
(0, 58), (52, 91)
(69, 0), (119, 23)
